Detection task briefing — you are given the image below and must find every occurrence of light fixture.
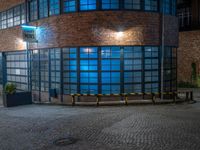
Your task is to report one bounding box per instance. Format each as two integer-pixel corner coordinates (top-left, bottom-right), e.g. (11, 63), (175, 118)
(21, 25), (37, 29)
(116, 31), (124, 38)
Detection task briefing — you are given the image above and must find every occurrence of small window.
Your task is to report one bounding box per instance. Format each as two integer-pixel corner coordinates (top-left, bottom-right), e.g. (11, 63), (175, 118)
(39, 0), (48, 18)
(144, 0), (158, 11)
(64, 0), (76, 12)
(49, 0), (60, 15)
(29, 0), (38, 21)
(101, 0), (119, 10)
(80, 0), (97, 11)
(14, 6), (21, 26)
(124, 0), (141, 10)
(7, 9), (13, 27)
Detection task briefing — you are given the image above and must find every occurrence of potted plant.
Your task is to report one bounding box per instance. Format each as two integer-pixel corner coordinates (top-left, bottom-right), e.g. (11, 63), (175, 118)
(3, 83), (32, 107)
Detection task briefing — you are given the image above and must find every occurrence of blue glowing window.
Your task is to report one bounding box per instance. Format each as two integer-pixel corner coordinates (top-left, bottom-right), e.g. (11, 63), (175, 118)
(101, 47), (120, 58)
(64, 0), (76, 12)
(101, 60), (120, 71)
(101, 72), (120, 84)
(80, 85), (98, 94)
(145, 59), (158, 70)
(49, 0), (60, 15)
(80, 47), (98, 58)
(80, 72), (98, 83)
(124, 59), (142, 70)
(144, 0), (158, 11)
(145, 47), (158, 57)
(102, 85), (120, 94)
(80, 60), (97, 71)
(80, 0), (97, 11)
(124, 0), (141, 10)
(29, 0), (38, 21)
(102, 0), (119, 9)
(163, 0), (170, 14)
(39, 0), (48, 18)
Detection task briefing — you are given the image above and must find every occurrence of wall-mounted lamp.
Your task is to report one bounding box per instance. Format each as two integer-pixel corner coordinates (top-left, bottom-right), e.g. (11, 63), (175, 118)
(116, 31), (124, 38)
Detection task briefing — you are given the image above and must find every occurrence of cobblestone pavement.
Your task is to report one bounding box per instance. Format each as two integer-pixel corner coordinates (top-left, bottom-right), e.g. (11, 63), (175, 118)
(0, 102), (200, 150)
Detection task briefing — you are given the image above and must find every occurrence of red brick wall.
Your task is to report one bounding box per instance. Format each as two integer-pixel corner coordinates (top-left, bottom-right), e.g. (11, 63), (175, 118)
(178, 30), (200, 83)
(0, 0), (25, 11)
(0, 11), (178, 51)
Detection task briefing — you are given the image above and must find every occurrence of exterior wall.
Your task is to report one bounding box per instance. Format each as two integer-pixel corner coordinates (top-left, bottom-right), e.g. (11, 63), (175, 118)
(0, 11), (178, 52)
(0, 0), (24, 11)
(178, 30), (200, 82)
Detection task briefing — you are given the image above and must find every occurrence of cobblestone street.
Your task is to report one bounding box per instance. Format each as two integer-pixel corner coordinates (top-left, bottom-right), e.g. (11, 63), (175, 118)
(0, 101), (200, 150)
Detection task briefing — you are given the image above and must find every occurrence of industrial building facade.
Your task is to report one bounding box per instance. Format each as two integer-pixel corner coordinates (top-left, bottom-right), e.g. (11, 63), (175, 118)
(0, 0), (178, 103)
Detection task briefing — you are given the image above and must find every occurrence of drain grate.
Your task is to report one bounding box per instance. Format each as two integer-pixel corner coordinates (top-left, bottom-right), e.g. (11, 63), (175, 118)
(54, 137), (78, 146)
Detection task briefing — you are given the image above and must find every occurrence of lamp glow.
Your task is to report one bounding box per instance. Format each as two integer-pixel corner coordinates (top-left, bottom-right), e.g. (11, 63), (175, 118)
(116, 31), (124, 38)
(21, 25), (37, 29)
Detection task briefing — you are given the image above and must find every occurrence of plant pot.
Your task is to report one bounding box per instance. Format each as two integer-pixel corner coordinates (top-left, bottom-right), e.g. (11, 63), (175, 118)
(3, 92), (32, 107)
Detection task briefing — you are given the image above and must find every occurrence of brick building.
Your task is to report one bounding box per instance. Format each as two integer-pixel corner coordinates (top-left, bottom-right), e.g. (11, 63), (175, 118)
(0, 0), (178, 104)
(178, 0), (200, 85)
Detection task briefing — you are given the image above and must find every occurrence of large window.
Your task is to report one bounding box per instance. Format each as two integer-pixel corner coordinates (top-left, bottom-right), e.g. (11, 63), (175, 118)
(1, 12), (7, 29)
(80, 47), (98, 94)
(6, 51), (28, 91)
(39, 0), (48, 18)
(144, 0), (158, 11)
(163, 0), (170, 14)
(7, 9), (13, 28)
(49, 0), (60, 15)
(101, 0), (119, 10)
(63, 47), (78, 94)
(63, 0), (76, 13)
(80, 0), (97, 11)
(124, 47), (142, 93)
(101, 47), (121, 94)
(14, 6), (21, 26)
(124, 0), (141, 10)
(30, 0), (38, 21)
(144, 47), (159, 92)
(50, 48), (61, 93)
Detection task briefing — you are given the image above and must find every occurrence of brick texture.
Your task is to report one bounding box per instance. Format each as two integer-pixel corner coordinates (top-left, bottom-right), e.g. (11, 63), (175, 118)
(0, 11), (178, 51)
(0, 0), (24, 11)
(178, 30), (200, 82)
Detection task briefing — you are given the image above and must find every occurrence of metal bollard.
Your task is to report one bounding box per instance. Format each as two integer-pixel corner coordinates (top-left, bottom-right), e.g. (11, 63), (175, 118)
(71, 95), (75, 106)
(96, 95), (100, 106)
(152, 93), (156, 104)
(173, 92), (177, 103)
(125, 95), (128, 105)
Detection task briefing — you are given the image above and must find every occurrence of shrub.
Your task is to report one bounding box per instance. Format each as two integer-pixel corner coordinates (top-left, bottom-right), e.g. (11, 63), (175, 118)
(4, 83), (16, 95)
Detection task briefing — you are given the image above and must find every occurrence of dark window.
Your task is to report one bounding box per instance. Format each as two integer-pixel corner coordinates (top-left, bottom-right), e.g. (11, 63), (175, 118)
(144, 0), (158, 11)
(171, 0), (176, 15)
(124, 0), (141, 10)
(101, 0), (119, 9)
(80, 0), (97, 11)
(39, 0), (48, 18)
(63, 0), (76, 12)
(163, 0), (171, 14)
(29, 0), (38, 21)
(49, 0), (60, 15)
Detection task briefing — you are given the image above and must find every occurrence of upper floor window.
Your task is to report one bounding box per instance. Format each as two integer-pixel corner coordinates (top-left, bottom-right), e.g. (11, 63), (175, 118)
(171, 0), (176, 15)
(144, 0), (158, 11)
(1, 12), (7, 29)
(124, 0), (141, 10)
(163, 0), (170, 14)
(80, 0), (97, 11)
(63, 0), (76, 12)
(101, 0), (119, 10)
(30, 0), (38, 21)
(14, 6), (21, 26)
(7, 9), (13, 28)
(21, 4), (26, 24)
(39, 0), (48, 18)
(49, 0), (60, 15)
